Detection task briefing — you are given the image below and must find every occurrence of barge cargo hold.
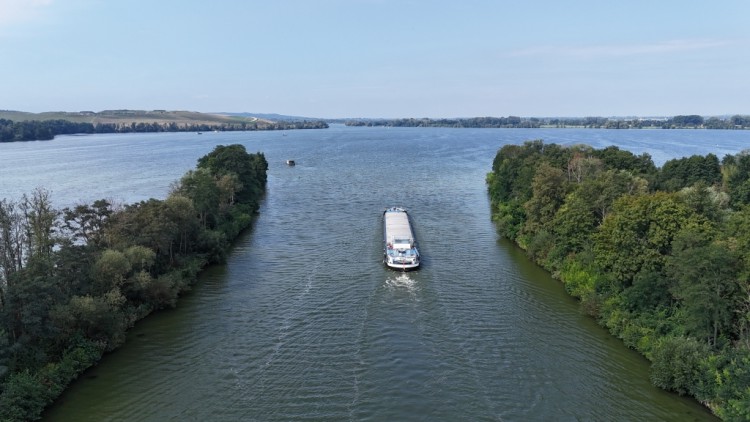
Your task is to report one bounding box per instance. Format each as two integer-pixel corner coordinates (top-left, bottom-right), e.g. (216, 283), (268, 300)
(383, 207), (420, 271)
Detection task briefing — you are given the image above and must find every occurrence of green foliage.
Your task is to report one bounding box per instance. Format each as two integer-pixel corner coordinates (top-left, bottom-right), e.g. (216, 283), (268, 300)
(592, 145), (656, 175)
(123, 245), (156, 272)
(712, 350), (750, 421)
(559, 257), (597, 301)
(725, 152), (750, 206)
(197, 144), (267, 207)
(491, 200), (525, 241)
(489, 140), (546, 204)
(0, 143), (267, 418)
(488, 141), (750, 418)
(196, 229), (229, 264)
(178, 169), (220, 228)
(91, 249), (131, 294)
(594, 192), (699, 289)
(0, 369), (49, 421)
(671, 115), (705, 127)
(551, 194), (597, 257)
(622, 270), (673, 312)
(0, 338), (102, 422)
(650, 336), (710, 396)
(659, 154), (722, 191)
(667, 241), (742, 346)
(523, 162), (567, 235)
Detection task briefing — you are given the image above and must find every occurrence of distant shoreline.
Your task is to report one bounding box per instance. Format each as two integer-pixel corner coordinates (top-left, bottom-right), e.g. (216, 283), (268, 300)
(2, 110), (748, 143)
(343, 114), (750, 130)
(0, 110), (328, 142)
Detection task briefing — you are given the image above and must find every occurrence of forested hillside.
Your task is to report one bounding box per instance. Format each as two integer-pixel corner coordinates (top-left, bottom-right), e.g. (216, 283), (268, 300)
(0, 144), (267, 421)
(487, 141), (750, 421)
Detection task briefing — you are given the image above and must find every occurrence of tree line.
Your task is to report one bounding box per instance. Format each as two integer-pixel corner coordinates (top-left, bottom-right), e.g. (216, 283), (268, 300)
(0, 118), (328, 142)
(487, 141), (750, 420)
(0, 144), (267, 421)
(345, 115), (750, 130)
(346, 116), (540, 128)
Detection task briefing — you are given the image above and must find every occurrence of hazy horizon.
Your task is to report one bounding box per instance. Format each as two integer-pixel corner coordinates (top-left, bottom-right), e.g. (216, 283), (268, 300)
(1, 0), (748, 118)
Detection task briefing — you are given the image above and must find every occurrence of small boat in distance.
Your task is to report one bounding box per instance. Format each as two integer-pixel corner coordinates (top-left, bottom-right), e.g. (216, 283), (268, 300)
(383, 207), (420, 271)
(286, 160), (296, 166)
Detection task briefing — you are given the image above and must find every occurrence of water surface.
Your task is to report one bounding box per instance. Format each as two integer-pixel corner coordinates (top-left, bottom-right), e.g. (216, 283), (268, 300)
(4, 126), (744, 420)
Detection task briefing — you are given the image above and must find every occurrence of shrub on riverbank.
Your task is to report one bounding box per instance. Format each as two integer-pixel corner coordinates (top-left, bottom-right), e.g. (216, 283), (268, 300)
(0, 144), (267, 421)
(488, 140), (750, 420)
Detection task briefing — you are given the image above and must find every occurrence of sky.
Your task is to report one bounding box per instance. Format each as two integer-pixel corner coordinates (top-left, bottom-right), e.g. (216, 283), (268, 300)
(0, 0), (748, 118)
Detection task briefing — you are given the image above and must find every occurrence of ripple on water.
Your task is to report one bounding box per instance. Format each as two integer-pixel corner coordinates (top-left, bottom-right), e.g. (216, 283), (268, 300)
(39, 127), (724, 422)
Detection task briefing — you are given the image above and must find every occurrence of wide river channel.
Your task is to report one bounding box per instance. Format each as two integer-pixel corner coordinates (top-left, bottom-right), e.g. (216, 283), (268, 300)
(3, 125), (748, 421)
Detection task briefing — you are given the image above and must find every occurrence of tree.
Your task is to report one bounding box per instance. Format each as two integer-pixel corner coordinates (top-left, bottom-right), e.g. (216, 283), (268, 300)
(490, 141), (545, 204)
(551, 193), (597, 256)
(594, 192), (700, 290)
(163, 195), (199, 256)
(593, 146), (656, 176)
(20, 188), (57, 261)
(0, 200), (26, 308)
(61, 199), (114, 247)
(565, 145), (601, 183)
(679, 182), (729, 223)
(197, 144), (267, 206)
(106, 199), (180, 268)
(671, 115), (705, 127)
(724, 151), (750, 206)
(667, 239), (742, 347)
(522, 162), (567, 234)
(90, 249), (131, 295)
(659, 154), (722, 191)
(177, 169), (220, 229)
(650, 336), (709, 395)
(577, 170), (648, 223)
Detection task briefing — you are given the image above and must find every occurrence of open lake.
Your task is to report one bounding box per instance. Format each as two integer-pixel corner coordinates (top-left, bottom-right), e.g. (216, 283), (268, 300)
(3, 125), (747, 421)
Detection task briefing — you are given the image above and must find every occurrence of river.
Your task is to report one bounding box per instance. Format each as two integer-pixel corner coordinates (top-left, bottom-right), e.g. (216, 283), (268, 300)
(3, 126), (746, 421)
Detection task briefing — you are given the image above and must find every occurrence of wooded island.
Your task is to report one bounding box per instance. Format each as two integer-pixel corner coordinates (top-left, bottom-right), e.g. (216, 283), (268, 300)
(487, 141), (750, 420)
(0, 144), (267, 421)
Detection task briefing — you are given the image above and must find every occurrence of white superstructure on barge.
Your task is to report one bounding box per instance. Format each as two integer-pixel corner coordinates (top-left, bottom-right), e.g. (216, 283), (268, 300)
(383, 207), (420, 270)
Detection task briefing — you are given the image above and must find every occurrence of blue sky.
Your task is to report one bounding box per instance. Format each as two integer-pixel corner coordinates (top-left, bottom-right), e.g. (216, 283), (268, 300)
(0, 0), (748, 118)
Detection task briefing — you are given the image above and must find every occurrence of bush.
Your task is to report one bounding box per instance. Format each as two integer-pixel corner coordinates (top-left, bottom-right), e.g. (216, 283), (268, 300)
(0, 339), (102, 422)
(650, 336), (709, 396)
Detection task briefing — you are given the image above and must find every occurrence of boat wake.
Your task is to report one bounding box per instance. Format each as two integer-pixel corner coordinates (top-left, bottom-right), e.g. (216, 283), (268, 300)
(384, 273), (418, 293)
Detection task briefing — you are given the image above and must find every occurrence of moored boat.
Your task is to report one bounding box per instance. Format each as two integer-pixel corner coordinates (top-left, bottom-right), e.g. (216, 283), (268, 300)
(383, 207), (420, 270)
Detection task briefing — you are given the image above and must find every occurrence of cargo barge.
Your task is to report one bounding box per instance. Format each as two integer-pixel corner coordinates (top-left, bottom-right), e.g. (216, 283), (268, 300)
(383, 207), (420, 271)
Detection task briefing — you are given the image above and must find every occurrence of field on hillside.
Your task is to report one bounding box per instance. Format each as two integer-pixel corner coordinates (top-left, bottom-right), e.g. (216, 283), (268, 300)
(0, 110), (267, 125)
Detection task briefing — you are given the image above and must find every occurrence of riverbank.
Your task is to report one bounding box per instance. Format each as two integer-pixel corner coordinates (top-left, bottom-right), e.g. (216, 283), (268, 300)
(0, 144), (267, 421)
(487, 140), (750, 420)
(2, 126), (735, 420)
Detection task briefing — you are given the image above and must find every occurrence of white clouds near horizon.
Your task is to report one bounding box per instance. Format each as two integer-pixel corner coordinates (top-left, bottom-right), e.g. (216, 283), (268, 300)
(0, 0), (53, 26)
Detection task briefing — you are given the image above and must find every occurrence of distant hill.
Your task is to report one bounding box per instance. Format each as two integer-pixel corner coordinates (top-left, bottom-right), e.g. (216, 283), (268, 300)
(219, 112), (322, 122)
(0, 109), (270, 125)
(0, 110), (329, 142)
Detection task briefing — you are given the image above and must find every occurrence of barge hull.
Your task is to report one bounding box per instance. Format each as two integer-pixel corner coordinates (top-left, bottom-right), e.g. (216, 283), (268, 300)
(383, 207), (420, 271)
